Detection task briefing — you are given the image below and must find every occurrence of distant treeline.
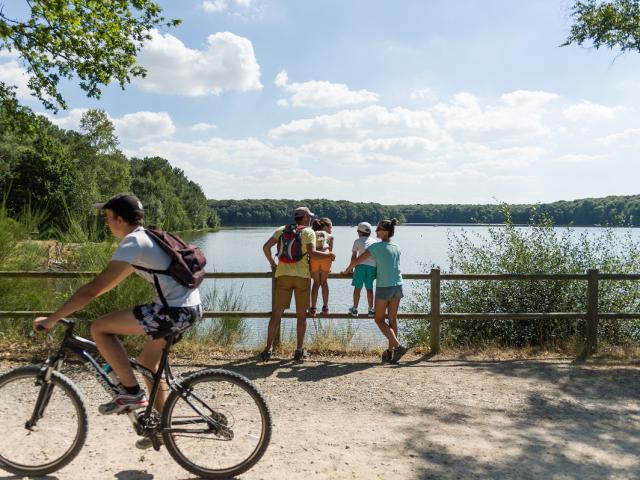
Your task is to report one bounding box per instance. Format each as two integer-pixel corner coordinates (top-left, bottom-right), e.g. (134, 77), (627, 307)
(208, 196), (640, 226)
(0, 107), (218, 236)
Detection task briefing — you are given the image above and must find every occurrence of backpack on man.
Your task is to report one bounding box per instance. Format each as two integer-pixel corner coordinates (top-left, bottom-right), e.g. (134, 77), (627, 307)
(276, 224), (306, 264)
(132, 227), (207, 306)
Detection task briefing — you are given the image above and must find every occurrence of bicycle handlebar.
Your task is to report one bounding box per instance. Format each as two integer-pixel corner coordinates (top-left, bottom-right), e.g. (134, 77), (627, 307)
(34, 318), (75, 332)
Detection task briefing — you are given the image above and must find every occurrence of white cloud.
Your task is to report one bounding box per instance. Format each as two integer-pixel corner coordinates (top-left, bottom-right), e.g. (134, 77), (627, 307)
(563, 101), (625, 122)
(191, 122), (217, 132)
(553, 153), (605, 163)
(235, 0), (252, 7)
(46, 108), (175, 143)
(410, 88), (437, 102)
(135, 29), (262, 96)
(112, 111), (175, 142)
(600, 127), (640, 146)
(0, 59), (31, 98)
(201, 0), (228, 12)
(274, 69), (379, 109)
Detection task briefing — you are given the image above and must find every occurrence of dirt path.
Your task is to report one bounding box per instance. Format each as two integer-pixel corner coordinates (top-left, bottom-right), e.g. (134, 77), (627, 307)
(1, 354), (639, 479)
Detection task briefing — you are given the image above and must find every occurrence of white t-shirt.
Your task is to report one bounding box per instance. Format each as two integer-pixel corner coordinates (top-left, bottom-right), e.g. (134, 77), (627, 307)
(111, 227), (201, 307)
(352, 236), (378, 267)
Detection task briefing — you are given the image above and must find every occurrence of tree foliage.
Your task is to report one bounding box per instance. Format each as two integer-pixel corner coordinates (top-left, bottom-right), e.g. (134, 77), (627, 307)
(0, 107), (217, 235)
(564, 0), (640, 53)
(0, 0), (178, 111)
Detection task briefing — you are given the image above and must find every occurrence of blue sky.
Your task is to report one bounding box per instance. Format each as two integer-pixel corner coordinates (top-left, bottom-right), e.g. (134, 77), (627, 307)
(2, 0), (640, 204)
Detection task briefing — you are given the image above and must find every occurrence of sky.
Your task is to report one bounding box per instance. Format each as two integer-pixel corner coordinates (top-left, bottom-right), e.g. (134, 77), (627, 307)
(2, 0), (640, 205)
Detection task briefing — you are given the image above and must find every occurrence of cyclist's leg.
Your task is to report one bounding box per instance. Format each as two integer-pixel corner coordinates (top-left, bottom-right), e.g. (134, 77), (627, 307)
(137, 338), (169, 412)
(91, 309), (145, 387)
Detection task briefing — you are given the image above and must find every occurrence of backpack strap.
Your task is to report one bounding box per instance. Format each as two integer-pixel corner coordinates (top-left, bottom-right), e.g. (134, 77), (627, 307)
(132, 264), (169, 308)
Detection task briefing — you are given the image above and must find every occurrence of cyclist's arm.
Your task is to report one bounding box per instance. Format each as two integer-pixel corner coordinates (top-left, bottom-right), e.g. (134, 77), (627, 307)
(34, 260), (134, 330)
(263, 237), (278, 270)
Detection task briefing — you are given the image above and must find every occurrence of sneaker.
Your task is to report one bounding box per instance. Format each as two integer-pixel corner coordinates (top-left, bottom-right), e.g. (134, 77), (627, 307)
(321, 305), (329, 316)
(259, 348), (273, 361)
(348, 307), (358, 317)
(390, 345), (408, 364)
(368, 308), (375, 317)
(381, 348), (392, 363)
(293, 348), (307, 361)
(135, 432), (164, 450)
(308, 306), (317, 317)
(98, 390), (147, 415)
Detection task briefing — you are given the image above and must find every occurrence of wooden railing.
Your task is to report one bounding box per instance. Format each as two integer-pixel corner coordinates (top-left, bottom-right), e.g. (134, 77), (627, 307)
(1, 269), (639, 358)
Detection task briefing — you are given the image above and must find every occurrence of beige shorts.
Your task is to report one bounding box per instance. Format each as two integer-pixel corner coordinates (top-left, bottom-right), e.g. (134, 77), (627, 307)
(275, 276), (311, 314)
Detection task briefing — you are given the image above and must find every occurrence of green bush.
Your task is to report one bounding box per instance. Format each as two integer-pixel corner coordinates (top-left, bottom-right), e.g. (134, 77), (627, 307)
(405, 209), (640, 349)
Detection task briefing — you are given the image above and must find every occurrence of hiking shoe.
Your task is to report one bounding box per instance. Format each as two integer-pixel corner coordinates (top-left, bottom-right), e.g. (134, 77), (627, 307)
(259, 348), (273, 361)
(381, 349), (392, 363)
(293, 348), (307, 361)
(367, 308), (375, 317)
(348, 307), (358, 317)
(98, 390), (147, 415)
(135, 432), (164, 450)
(321, 305), (329, 316)
(390, 345), (408, 364)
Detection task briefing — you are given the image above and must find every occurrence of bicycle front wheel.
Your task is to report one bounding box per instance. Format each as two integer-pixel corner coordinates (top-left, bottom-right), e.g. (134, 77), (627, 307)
(162, 368), (272, 479)
(0, 365), (88, 477)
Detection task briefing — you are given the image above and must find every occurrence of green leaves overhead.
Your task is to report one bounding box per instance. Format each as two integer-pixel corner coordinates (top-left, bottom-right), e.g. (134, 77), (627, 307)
(0, 0), (179, 111)
(565, 0), (640, 53)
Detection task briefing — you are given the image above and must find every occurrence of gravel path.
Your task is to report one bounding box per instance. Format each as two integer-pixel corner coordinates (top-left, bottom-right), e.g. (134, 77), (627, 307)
(0, 354), (639, 479)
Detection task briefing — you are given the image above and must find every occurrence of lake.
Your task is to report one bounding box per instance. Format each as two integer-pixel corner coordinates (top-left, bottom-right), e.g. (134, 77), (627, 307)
(184, 225), (640, 348)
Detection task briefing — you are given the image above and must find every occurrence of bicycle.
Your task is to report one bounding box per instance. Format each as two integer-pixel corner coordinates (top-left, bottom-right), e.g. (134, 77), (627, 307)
(0, 318), (272, 478)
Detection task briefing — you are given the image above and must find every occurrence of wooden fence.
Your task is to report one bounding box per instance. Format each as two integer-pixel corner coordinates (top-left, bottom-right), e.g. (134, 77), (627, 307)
(1, 269), (639, 358)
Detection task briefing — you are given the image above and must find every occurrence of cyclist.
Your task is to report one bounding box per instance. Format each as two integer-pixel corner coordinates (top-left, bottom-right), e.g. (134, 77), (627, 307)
(33, 193), (203, 447)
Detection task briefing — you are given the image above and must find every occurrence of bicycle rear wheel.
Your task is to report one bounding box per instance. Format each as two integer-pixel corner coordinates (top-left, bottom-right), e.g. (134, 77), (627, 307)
(0, 365), (88, 477)
(162, 368), (272, 479)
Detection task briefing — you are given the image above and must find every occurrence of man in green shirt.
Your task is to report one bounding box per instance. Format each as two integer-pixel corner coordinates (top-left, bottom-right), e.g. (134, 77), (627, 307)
(261, 207), (336, 361)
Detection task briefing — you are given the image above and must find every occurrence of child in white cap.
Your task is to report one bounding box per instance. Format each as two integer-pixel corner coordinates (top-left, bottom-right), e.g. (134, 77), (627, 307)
(346, 222), (378, 317)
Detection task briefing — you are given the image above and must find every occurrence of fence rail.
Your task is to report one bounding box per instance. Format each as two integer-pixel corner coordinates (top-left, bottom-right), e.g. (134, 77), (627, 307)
(1, 269), (640, 358)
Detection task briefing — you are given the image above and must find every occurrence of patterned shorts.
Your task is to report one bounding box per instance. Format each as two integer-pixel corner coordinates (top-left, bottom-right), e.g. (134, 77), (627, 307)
(133, 303), (203, 342)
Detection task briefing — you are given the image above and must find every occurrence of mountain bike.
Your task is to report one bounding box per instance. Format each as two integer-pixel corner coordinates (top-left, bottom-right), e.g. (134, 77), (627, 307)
(0, 318), (272, 478)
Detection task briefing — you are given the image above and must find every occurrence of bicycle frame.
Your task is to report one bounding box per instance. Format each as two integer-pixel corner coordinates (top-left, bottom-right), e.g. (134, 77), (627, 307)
(33, 319), (223, 438)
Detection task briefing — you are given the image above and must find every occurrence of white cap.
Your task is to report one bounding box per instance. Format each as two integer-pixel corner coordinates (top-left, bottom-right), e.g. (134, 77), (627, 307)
(357, 221), (372, 233)
(294, 206), (315, 218)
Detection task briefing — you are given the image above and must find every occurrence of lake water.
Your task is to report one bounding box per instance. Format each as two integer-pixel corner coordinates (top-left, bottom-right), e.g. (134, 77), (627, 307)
(184, 225), (640, 348)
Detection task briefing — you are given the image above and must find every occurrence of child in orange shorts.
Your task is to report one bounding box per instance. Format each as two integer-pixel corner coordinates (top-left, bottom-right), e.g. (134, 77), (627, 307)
(309, 217), (334, 316)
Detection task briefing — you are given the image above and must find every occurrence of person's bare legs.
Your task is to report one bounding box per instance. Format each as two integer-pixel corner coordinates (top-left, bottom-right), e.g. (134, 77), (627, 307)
(90, 309), (145, 387)
(137, 338), (169, 412)
(265, 308), (285, 351)
(310, 271), (320, 312)
(366, 288), (374, 310)
(387, 296), (401, 341)
(353, 287), (362, 309)
(319, 271), (330, 308)
(296, 312), (307, 350)
(373, 298), (400, 350)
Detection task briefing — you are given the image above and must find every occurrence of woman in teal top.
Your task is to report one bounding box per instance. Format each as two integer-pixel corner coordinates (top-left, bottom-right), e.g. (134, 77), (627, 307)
(342, 218), (407, 364)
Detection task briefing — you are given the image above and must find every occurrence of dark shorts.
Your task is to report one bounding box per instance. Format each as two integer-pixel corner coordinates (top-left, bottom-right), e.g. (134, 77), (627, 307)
(133, 303), (203, 342)
(375, 285), (404, 301)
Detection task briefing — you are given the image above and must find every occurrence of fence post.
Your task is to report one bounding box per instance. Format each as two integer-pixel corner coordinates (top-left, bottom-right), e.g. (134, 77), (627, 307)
(271, 274), (281, 350)
(430, 268), (441, 354)
(582, 268), (599, 357)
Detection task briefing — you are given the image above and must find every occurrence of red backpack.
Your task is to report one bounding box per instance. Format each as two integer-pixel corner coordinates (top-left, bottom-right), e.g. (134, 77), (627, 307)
(276, 224), (306, 264)
(133, 227), (207, 305)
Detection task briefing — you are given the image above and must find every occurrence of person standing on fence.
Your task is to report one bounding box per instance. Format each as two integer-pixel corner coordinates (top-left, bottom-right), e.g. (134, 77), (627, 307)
(261, 207), (336, 362)
(309, 217), (334, 317)
(342, 218), (407, 364)
(346, 221), (377, 318)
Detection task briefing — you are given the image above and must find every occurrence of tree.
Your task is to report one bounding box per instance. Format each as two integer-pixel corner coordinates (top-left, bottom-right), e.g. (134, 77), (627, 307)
(564, 0), (640, 53)
(80, 109), (119, 154)
(0, 1), (179, 111)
